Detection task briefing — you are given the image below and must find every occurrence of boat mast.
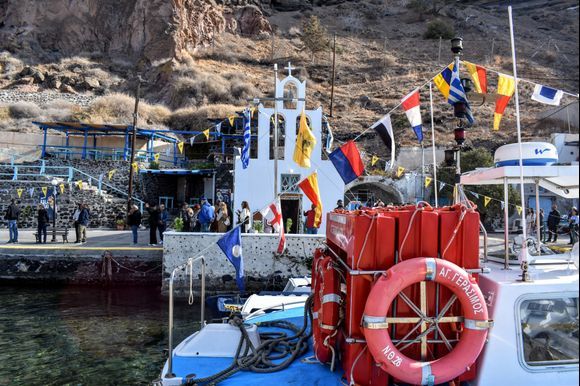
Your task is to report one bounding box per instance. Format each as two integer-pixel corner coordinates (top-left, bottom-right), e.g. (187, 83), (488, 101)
(274, 63), (279, 197)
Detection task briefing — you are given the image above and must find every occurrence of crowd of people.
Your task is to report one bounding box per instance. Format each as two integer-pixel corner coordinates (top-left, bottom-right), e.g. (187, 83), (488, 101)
(175, 197), (252, 235)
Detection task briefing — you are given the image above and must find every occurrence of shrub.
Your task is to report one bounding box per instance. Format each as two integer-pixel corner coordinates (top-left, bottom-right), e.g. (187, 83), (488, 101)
(88, 93), (170, 126)
(8, 101), (41, 119)
(423, 20), (454, 39)
(301, 16), (330, 61)
(166, 104), (239, 131)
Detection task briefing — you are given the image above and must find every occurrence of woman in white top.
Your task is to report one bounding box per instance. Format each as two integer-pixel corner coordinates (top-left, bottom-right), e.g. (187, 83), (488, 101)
(525, 208), (536, 236)
(237, 201), (252, 233)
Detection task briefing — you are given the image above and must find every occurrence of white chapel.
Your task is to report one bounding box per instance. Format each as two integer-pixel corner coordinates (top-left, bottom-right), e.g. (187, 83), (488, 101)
(233, 63), (344, 233)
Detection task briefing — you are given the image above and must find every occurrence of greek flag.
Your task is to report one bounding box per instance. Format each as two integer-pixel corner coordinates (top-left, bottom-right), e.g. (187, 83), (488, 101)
(449, 62), (474, 125)
(241, 108), (251, 169)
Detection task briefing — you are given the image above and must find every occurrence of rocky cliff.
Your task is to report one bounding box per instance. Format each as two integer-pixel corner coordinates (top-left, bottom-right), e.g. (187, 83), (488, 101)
(0, 0), (271, 63)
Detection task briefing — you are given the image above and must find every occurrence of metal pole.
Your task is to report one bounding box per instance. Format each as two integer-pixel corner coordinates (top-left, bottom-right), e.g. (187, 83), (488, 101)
(535, 180), (541, 255)
(453, 54), (461, 204)
(504, 177), (510, 269)
(52, 187), (57, 242)
(429, 83), (438, 207)
(421, 143), (425, 201)
(127, 77), (141, 214)
(166, 269), (176, 378)
(273, 64), (279, 197)
(508, 6), (529, 280)
(329, 33), (337, 117)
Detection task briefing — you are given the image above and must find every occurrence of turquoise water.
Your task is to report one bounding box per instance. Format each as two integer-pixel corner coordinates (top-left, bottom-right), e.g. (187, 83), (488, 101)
(0, 285), (201, 386)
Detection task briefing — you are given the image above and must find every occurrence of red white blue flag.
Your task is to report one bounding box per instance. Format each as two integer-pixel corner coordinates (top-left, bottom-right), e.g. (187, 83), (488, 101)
(401, 90), (424, 142)
(328, 141), (365, 184)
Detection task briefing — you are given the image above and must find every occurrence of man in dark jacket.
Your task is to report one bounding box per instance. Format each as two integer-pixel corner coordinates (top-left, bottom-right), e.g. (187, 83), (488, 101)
(37, 204), (50, 244)
(546, 204), (561, 243)
(127, 205), (142, 245)
(5, 199), (20, 243)
(145, 202), (160, 245)
(77, 204), (90, 243)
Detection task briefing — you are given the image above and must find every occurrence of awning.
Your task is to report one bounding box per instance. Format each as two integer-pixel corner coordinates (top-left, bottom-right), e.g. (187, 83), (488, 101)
(460, 165), (579, 199)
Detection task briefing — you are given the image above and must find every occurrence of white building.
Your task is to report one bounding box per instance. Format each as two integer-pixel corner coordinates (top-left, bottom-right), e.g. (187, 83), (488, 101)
(233, 64), (344, 233)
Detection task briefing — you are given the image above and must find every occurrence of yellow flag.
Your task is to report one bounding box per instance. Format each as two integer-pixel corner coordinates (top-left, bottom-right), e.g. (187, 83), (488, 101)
(463, 61), (487, 94)
(16, 188), (23, 198)
(132, 162), (139, 172)
(453, 185), (458, 200)
(41, 186), (48, 197)
(250, 107), (256, 117)
(371, 155), (379, 166)
(108, 169), (116, 181)
(77, 180), (83, 189)
(203, 129), (210, 140)
(154, 153), (160, 162)
(433, 63), (454, 99)
(425, 177), (432, 188)
(59, 184), (65, 194)
(516, 205), (522, 215)
(484, 196), (492, 207)
(228, 116), (235, 127)
(396, 166), (405, 178)
(293, 111), (317, 168)
(177, 142), (184, 154)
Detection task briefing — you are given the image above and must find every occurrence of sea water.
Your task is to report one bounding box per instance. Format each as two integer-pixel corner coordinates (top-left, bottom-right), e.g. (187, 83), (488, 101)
(0, 285), (201, 386)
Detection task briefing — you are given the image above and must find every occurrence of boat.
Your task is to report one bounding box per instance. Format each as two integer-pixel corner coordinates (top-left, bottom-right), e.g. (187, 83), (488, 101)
(154, 141), (578, 385)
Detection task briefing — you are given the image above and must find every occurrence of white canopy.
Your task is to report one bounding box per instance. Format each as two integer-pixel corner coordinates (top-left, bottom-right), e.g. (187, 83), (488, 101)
(460, 165), (579, 199)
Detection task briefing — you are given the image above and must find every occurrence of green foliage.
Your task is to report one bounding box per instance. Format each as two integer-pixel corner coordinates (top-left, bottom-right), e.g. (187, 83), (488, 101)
(253, 220), (263, 233)
(285, 218), (293, 234)
(173, 217), (184, 232)
(149, 161), (160, 170)
(437, 147), (520, 223)
(301, 16), (330, 61)
(423, 20), (454, 40)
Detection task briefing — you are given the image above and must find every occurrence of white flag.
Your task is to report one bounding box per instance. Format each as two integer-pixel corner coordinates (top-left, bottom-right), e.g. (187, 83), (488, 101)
(259, 197), (286, 254)
(531, 84), (563, 106)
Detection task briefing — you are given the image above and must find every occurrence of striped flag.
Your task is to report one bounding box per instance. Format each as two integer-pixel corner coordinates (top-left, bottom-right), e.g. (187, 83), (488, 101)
(464, 61), (488, 94)
(449, 62), (474, 125)
(531, 84), (563, 106)
(494, 74), (515, 130)
(241, 108), (251, 169)
(401, 90), (423, 142)
(298, 172), (323, 228)
(370, 114), (395, 168)
(328, 141), (365, 184)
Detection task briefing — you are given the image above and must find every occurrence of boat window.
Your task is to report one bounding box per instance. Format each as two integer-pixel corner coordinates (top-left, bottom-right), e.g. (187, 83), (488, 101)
(519, 296), (579, 367)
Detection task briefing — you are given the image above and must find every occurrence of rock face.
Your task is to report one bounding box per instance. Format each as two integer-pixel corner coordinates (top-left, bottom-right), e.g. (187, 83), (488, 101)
(0, 0), (271, 63)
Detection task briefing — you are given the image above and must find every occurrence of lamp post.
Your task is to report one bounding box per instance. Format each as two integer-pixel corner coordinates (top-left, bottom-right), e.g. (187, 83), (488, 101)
(51, 178), (58, 242)
(450, 37), (465, 203)
(127, 76), (142, 215)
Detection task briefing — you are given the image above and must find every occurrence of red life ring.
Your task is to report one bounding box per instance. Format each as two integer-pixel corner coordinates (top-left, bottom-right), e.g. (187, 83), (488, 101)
(312, 254), (342, 364)
(362, 258), (491, 385)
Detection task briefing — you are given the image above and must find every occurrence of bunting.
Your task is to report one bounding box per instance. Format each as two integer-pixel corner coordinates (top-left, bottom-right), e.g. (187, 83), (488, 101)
(494, 74), (516, 130)
(203, 129), (210, 140)
(76, 180), (83, 190)
(439, 181), (445, 192)
(484, 196), (492, 207)
(371, 155), (379, 166)
(433, 63), (453, 99)
(396, 166), (405, 178)
(177, 142), (184, 154)
(29, 187), (35, 198)
(464, 61), (488, 94)
(153, 153), (160, 162)
(424, 176), (432, 188)
(516, 206), (522, 215)
(228, 115), (235, 127)
(41, 186), (48, 197)
(531, 84), (563, 106)
(108, 169), (116, 181)
(59, 184), (65, 194)
(329, 141), (365, 185)
(132, 162), (139, 173)
(16, 188), (23, 198)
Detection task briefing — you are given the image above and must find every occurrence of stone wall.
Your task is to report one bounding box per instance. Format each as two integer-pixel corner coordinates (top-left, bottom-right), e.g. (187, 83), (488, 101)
(162, 232), (323, 294)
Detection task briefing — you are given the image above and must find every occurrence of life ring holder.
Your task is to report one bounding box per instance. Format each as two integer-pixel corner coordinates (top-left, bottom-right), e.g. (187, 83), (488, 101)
(362, 258), (493, 386)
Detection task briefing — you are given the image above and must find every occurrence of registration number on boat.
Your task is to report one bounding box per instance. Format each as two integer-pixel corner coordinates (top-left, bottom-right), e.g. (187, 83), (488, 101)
(381, 344), (403, 367)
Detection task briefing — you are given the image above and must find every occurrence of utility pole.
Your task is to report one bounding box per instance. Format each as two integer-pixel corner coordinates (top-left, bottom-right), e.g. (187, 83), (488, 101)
(127, 76), (141, 214)
(329, 33), (337, 117)
(273, 64), (279, 196)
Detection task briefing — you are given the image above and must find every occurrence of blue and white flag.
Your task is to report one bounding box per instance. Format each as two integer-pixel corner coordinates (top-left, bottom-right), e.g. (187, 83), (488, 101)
(215, 122), (222, 135)
(217, 226), (245, 292)
(241, 108), (251, 169)
(12, 166), (17, 181)
(40, 160), (46, 175)
(449, 62), (474, 125)
(29, 187), (35, 198)
(531, 84), (563, 106)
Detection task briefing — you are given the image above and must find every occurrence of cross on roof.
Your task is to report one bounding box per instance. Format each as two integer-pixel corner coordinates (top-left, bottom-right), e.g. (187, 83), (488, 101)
(285, 62), (296, 76)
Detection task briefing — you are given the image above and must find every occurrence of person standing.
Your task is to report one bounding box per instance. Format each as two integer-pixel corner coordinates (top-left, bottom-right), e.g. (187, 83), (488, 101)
(78, 204), (90, 243)
(570, 207), (579, 245)
(216, 202), (230, 233)
(198, 197), (215, 233)
(127, 205), (142, 245)
(237, 201), (252, 233)
(546, 204), (561, 243)
(192, 204), (201, 232)
(36, 203), (50, 244)
(334, 200), (344, 211)
(538, 208), (545, 242)
(525, 208), (535, 236)
(72, 203), (82, 243)
(303, 204), (318, 234)
(4, 199), (20, 243)
(145, 203), (159, 246)
(158, 204), (168, 245)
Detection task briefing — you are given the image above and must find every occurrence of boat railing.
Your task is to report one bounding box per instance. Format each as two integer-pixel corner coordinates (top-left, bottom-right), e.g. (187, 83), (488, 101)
(244, 299), (309, 321)
(480, 221), (488, 263)
(166, 255), (206, 379)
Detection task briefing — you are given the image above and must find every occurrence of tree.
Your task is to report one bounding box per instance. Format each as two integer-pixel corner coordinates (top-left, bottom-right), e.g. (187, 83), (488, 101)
(437, 147), (520, 228)
(300, 16), (330, 62)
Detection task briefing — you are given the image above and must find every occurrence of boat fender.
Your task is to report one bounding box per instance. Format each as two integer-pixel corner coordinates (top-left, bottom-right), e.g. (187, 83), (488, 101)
(362, 258), (492, 386)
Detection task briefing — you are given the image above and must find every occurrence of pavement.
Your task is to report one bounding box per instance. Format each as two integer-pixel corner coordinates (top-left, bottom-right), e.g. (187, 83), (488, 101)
(0, 229), (163, 252)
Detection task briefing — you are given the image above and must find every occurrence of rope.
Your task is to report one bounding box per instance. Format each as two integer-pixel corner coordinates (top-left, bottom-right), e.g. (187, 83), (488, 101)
(109, 256), (162, 275)
(441, 205), (469, 260)
(184, 294), (314, 386)
(399, 202), (431, 261)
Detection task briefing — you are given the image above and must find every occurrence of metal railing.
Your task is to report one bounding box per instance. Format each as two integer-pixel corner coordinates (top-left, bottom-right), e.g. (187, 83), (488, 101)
(166, 256), (206, 379)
